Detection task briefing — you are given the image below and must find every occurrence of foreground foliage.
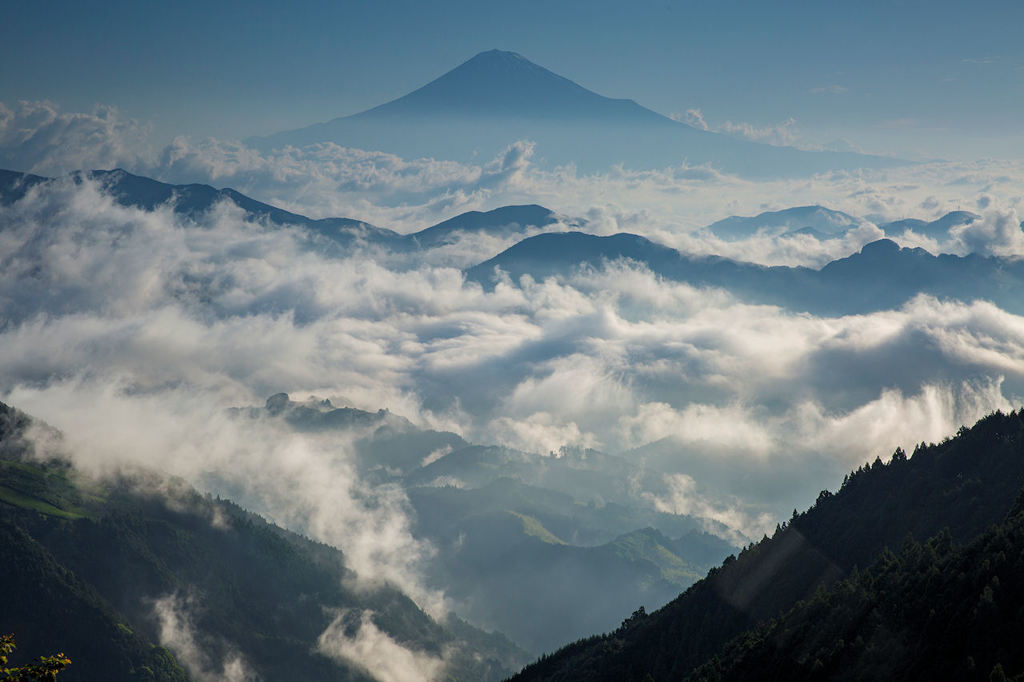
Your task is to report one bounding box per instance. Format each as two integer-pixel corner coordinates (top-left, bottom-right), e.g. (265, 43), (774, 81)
(0, 635), (70, 681)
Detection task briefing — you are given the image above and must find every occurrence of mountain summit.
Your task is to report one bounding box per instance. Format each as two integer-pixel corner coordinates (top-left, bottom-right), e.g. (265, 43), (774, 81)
(252, 50), (904, 177)
(353, 49), (667, 124)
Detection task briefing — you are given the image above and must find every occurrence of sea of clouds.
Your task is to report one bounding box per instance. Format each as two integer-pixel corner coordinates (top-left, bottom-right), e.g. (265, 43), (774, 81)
(3, 99), (1024, 681)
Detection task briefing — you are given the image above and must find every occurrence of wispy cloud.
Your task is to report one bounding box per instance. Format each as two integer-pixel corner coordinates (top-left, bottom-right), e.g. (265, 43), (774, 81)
(809, 84), (850, 95)
(151, 594), (256, 682)
(672, 108), (799, 146)
(317, 610), (446, 682)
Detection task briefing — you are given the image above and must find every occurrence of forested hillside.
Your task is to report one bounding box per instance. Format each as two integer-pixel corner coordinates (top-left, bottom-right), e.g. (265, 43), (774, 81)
(0, 402), (525, 681)
(691, 493), (1024, 681)
(510, 409), (1024, 681)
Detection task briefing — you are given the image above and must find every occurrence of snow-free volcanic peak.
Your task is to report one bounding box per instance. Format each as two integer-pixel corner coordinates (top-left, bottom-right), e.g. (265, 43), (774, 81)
(355, 48), (667, 122)
(252, 49), (906, 177)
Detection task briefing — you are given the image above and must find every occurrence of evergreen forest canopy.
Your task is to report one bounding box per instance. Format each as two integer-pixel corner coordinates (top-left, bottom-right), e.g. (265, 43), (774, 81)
(510, 409), (1024, 681)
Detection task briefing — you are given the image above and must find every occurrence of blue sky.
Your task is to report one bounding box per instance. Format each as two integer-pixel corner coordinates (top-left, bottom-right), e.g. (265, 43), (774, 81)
(2, 0), (1023, 158)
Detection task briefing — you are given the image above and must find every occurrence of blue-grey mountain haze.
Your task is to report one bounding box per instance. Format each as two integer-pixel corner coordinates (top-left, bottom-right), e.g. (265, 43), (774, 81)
(252, 50), (905, 177)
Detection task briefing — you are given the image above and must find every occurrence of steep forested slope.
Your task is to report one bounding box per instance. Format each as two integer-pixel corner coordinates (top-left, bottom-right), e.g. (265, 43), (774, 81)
(0, 402), (526, 681)
(510, 409), (1024, 680)
(691, 494), (1024, 681)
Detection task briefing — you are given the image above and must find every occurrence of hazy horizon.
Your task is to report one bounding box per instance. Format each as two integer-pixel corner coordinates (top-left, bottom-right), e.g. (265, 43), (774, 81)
(4, 0), (1024, 159)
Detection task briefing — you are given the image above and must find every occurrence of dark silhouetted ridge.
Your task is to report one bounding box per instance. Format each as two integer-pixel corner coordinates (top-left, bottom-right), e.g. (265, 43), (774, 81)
(509, 409), (1024, 681)
(466, 233), (1024, 316)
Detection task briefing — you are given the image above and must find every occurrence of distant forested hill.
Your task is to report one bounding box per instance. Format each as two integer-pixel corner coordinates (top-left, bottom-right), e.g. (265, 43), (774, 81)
(510, 409), (1024, 681)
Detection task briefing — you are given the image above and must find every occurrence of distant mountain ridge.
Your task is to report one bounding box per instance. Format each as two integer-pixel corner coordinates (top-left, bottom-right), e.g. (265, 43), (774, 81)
(0, 168), (567, 252)
(706, 205), (988, 242)
(706, 205), (862, 241)
(880, 210), (980, 240)
(6, 166), (998, 259)
(7, 166), (1023, 319)
(5, 167), (1021, 320)
(466, 231), (1024, 316)
(250, 50), (906, 177)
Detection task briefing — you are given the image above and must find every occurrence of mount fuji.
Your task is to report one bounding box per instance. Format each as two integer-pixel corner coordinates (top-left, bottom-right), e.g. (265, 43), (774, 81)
(251, 50), (905, 177)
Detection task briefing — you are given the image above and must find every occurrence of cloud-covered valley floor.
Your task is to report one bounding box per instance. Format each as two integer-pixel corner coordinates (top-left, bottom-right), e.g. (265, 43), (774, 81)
(3, 166), (1022, 535)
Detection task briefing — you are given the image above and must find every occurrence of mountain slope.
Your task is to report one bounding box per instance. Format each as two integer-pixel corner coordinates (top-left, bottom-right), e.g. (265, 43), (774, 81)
(251, 50), (904, 177)
(509, 409), (1024, 680)
(706, 205), (861, 241)
(0, 519), (188, 681)
(0, 402), (527, 681)
(353, 50), (670, 124)
(690, 495), (1024, 681)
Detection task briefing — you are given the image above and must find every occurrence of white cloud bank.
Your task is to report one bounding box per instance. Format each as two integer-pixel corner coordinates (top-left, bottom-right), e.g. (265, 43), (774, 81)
(3, 99), (1024, 267)
(1, 172), (1023, 544)
(0, 100), (150, 176)
(317, 611), (446, 682)
(2, 100), (1024, 544)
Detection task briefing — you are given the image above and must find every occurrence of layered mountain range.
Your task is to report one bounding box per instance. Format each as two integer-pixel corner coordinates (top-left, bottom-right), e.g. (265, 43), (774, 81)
(467, 232), (1024, 316)
(3, 167), (1020, 319)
